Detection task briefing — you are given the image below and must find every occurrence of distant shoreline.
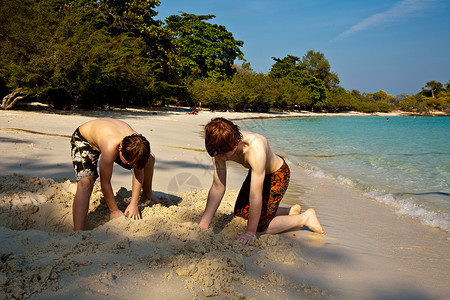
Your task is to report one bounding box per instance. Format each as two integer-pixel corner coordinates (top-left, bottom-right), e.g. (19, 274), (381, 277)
(230, 110), (449, 121)
(13, 101), (450, 118)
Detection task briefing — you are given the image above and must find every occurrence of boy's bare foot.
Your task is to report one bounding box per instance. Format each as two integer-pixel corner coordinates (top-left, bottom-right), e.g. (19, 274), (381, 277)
(303, 208), (325, 235)
(289, 204), (302, 215)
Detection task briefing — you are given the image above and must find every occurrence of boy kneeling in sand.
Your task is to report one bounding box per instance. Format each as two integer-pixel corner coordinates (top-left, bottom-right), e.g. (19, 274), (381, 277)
(70, 118), (158, 231)
(199, 118), (325, 245)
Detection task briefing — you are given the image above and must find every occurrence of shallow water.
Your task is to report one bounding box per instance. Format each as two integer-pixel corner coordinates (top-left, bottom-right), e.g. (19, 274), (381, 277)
(235, 115), (450, 299)
(239, 116), (450, 233)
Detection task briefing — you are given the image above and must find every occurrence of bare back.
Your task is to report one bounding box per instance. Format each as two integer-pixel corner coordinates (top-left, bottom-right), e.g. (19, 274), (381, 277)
(79, 118), (136, 152)
(229, 131), (283, 175)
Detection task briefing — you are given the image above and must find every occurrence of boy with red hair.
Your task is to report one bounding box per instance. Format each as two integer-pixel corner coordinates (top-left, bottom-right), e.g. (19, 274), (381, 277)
(199, 117), (325, 245)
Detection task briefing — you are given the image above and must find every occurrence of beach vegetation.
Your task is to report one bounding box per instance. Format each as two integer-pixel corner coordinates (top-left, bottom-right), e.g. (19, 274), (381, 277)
(269, 52), (331, 110)
(397, 89), (450, 113)
(164, 12), (244, 81)
(0, 0), (448, 114)
(0, 0), (166, 109)
(423, 80), (444, 98)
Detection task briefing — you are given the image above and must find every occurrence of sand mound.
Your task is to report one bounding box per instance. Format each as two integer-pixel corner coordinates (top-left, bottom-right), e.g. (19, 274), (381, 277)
(0, 174), (76, 232)
(0, 175), (327, 299)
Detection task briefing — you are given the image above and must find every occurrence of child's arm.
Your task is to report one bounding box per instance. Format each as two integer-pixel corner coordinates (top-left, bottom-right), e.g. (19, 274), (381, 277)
(99, 146), (124, 220)
(124, 168), (144, 219)
(142, 152), (159, 203)
(246, 168), (265, 232)
(236, 149), (266, 245)
(199, 157), (226, 229)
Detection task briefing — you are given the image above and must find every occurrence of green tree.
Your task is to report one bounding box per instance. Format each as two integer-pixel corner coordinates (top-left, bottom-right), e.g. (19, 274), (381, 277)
(0, 0), (167, 109)
(270, 55), (303, 81)
(435, 90), (450, 113)
(399, 94), (428, 112)
(326, 87), (358, 112)
(370, 90), (395, 112)
(301, 50), (339, 89)
(424, 80), (444, 98)
(98, 0), (161, 34)
(270, 53), (328, 110)
(98, 0), (178, 91)
(165, 12), (244, 81)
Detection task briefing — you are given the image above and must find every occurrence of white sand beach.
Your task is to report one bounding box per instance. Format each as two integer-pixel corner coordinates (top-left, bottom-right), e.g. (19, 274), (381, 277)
(0, 108), (449, 299)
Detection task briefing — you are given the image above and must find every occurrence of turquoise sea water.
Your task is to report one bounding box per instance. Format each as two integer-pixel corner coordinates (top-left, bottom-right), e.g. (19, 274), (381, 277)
(239, 116), (450, 233)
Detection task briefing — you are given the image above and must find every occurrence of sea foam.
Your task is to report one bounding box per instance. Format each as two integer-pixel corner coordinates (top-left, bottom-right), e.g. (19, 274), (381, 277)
(364, 190), (450, 233)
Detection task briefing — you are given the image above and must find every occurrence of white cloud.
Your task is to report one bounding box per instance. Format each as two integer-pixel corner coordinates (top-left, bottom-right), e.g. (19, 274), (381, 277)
(333, 0), (437, 41)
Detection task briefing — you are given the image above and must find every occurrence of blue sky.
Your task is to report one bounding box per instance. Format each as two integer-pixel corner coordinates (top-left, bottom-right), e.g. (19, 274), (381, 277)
(156, 0), (450, 95)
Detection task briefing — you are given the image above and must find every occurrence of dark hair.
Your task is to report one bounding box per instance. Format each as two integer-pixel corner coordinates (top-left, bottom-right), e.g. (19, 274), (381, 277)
(205, 118), (242, 157)
(121, 134), (150, 169)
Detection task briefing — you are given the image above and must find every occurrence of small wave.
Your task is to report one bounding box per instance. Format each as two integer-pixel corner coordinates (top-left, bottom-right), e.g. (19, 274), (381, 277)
(336, 176), (354, 186)
(305, 169), (333, 179)
(291, 157), (450, 233)
(364, 190), (450, 233)
(287, 157), (333, 180)
(296, 162), (355, 186)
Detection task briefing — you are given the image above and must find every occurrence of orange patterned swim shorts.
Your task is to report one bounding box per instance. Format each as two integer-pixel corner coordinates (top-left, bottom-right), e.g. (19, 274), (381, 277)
(234, 157), (290, 232)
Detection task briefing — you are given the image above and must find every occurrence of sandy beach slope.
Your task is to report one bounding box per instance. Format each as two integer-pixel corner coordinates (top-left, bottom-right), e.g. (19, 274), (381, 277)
(0, 108), (449, 299)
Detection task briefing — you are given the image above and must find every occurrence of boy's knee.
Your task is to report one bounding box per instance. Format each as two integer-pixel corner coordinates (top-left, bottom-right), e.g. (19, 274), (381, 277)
(77, 176), (95, 191)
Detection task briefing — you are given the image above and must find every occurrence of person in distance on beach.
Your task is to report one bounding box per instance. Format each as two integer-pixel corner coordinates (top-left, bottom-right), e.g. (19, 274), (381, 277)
(199, 117), (325, 245)
(70, 118), (158, 231)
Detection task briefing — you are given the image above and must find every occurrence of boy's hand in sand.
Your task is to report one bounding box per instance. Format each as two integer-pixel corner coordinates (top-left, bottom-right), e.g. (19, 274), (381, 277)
(110, 210), (125, 220)
(124, 204), (141, 220)
(236, 232), (255, 245)
(199, 223), (209, 230)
